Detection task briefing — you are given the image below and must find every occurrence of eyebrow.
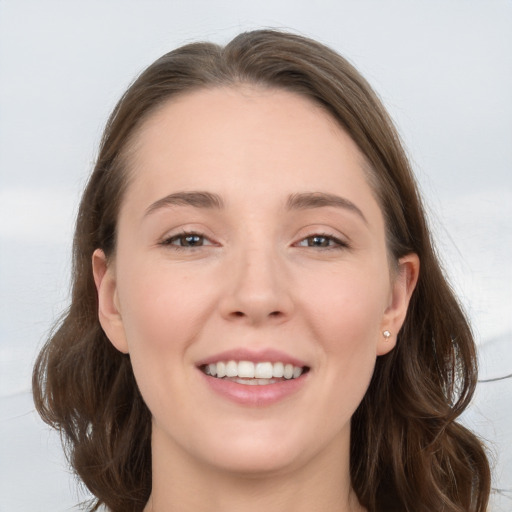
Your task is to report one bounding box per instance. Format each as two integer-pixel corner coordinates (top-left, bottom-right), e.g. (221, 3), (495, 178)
(144, 190), (367, 224)
(144, 191), (224, 216)
(286, 192), (368, 224)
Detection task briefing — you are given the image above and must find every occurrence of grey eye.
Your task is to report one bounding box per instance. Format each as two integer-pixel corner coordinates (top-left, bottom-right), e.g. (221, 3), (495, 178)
(307, 236), (332, 247)
(296, 233), (348, 250)
(298, 235), (335, 247)
(180, 234), (203, 246)
(163, 233), (209, 247)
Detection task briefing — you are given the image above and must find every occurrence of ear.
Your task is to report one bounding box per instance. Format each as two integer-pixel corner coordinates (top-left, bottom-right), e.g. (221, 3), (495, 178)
(92, 249), (129, 354)
(377, 253), (420, 356)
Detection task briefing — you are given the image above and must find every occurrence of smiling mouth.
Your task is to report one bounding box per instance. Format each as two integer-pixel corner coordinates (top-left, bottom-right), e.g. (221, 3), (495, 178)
(199, 360), (310, 385)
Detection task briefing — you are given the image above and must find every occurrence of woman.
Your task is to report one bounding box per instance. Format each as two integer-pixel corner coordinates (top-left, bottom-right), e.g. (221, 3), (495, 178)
(33, 30), (491, 512)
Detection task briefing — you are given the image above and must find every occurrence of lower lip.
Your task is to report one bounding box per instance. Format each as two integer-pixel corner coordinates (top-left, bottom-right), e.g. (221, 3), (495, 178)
(199, 370), (308, 406)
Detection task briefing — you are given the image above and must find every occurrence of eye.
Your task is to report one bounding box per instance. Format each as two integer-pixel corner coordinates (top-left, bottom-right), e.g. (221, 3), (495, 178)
(161, 232), (213, 248)
(296, 234), (348, 249)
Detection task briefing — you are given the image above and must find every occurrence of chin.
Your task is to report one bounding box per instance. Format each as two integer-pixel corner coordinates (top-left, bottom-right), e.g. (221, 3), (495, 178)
(186, 418), (325, 477)
(204, 442), (304, 477)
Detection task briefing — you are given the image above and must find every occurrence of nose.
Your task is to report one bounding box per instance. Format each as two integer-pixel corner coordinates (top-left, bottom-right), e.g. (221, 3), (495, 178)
(218, 245), (294, 326)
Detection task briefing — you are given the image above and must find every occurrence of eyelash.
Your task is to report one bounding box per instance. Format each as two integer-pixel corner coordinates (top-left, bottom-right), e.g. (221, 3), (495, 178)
(159, 231), (212, 249)
(160, 231), (349, 251)
(295, 233), (349, 250)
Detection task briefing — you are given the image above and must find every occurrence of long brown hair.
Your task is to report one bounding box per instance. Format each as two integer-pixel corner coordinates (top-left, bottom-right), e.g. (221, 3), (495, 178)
(33, 29), (491, 512)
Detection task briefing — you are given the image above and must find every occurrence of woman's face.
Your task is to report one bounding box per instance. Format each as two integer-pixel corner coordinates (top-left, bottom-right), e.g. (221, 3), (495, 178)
(94, 87), (417, 476)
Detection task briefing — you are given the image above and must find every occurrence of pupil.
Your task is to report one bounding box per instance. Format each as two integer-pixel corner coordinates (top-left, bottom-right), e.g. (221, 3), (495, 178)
(310, 236), (328, 247)
(185, 235), (201, 246)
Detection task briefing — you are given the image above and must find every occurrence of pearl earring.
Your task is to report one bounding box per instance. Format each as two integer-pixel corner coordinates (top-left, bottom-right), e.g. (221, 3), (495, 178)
(383, 330), (391, 340)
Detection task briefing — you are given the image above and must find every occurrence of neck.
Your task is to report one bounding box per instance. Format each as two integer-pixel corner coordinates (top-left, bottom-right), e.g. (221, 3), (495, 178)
(144, 426), (365, 512)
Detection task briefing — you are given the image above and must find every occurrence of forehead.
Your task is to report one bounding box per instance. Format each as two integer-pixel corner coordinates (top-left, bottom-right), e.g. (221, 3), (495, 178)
(127, 85), (365, 186)
(122, 86), (380, 219)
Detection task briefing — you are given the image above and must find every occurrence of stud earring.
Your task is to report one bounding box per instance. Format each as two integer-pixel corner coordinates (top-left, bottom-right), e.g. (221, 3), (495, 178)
(383, 330), (391, 340)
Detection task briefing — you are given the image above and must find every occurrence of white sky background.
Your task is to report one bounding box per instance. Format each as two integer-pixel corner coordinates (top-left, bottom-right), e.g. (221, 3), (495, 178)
(0, 1), (511, 510)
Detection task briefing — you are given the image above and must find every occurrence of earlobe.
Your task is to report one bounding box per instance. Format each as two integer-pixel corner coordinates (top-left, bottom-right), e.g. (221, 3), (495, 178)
(92, 249), (129, 354)
(377, 253), (420, 356)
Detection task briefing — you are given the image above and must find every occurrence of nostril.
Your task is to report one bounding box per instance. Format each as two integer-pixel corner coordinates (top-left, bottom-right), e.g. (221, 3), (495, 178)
(229, 310), (283, 320)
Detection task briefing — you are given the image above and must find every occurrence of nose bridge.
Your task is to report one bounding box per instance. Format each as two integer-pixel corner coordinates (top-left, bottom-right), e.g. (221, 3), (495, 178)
(222, 232), (292, 324)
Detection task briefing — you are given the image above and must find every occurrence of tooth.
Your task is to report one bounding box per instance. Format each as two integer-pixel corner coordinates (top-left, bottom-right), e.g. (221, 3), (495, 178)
(257, 378), (276, 385)
(255, 362), (273, 379)
(208, 360), (306, 381)
(232, 378), (277, 386)
(272, 362), (284, 378)
(225, 360), (238, 378)
(217, 361), (226, 378)
(238, 361), (255, 378)
(235, 378), (259, 385)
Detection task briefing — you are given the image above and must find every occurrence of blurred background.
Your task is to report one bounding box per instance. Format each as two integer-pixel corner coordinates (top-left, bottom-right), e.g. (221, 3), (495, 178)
(1, 1), (511, 510)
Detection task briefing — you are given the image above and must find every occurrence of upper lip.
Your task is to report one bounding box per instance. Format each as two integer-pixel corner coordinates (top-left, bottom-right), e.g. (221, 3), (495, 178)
(195, 348), (309, 368)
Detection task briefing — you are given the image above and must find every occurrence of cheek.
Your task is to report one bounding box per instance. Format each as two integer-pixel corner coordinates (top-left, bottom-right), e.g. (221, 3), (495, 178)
(298, 264), (388, 405)
(300, 263), (388, 344)
(113, 260), (223, 409)
(115, 267), (201, 415)
(117, 259), (214, 351)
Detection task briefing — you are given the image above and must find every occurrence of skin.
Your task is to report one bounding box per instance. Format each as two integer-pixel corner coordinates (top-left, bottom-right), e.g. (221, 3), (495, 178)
(93, 86), (419, 512)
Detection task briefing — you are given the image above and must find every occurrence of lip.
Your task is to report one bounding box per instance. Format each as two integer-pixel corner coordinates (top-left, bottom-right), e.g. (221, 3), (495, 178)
(196, 348), (310, 407)
(195, 348), (308, 367)
(199, 369), (309, 406)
